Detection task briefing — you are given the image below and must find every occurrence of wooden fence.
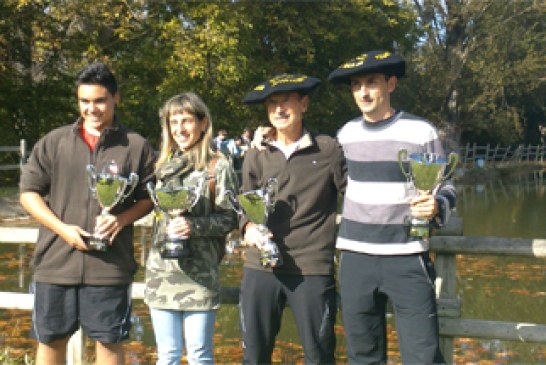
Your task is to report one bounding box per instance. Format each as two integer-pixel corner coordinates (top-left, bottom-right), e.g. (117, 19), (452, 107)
(1, 215), (546, 364)
(457, 143), (546, 169)
(0, 139), (28, 171)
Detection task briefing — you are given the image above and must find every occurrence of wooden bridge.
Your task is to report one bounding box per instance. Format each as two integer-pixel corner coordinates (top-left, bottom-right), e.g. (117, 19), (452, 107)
(457, 143), (545, 169)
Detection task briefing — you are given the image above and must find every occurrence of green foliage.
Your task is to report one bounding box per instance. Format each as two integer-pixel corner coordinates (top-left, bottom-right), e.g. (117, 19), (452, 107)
(402, 0), (545, 146)
(1, 0), (418, 148)
(0, 186), (18, 197)
(1, 0), (542, 149)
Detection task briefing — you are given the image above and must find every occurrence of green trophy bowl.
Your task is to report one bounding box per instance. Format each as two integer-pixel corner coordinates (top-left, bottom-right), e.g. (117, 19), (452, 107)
(86, 164), (138, 251)
(398, 150), (458, 239)
(225, 178), (282, 268)
(147, 180), (204, 259)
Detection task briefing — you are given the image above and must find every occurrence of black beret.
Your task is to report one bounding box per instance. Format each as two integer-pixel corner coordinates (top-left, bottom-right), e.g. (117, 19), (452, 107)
(328, 50), (405, 84)
(243, 74), (321, 104)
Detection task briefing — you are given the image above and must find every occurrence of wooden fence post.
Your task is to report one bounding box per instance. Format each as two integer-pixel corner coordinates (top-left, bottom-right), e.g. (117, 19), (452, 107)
(502, 145), (510, 162)
(434, 212), (463, 364)
(435, 253), (456, 363)
(19, 139), (27, 168)
(67, 328), (85, 365)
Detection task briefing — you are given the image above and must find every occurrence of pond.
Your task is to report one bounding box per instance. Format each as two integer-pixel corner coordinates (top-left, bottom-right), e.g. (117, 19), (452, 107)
(1, 171), (546, 363)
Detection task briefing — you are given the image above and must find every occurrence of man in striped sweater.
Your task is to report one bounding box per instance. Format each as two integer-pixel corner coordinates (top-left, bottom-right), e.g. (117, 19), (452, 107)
(328, 50), (456, 364)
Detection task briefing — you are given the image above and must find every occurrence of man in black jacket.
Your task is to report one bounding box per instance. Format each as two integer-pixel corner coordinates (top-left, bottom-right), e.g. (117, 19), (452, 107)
(20, 62), (155, 365)
(239, 74), (347, 364)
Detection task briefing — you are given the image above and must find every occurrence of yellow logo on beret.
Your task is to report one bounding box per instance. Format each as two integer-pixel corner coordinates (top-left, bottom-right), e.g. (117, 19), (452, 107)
(374, 51), (392, 60)
(254, 85), (265, 91)
(269, 75), (307, 87)
(339, 54), (368, 69)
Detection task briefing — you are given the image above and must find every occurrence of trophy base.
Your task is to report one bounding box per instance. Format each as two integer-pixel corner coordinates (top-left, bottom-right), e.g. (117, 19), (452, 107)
(260, 252), (282, 268)
(160, 240), (191, 259)
(409, 217), (431, 239)
(87, 237), (109, 252)
(259, 239), (283, 268)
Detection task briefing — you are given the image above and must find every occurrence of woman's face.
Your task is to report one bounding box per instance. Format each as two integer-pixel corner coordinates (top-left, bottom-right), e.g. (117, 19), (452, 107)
(169, 111), (205, 151)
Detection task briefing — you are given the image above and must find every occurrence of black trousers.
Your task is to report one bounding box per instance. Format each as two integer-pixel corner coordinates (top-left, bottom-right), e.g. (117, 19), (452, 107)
(339, 251), (445, 365)
(239, 267), (337, 365)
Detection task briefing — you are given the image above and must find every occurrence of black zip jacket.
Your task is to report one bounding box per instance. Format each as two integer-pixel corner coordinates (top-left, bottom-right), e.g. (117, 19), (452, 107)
(19, 119), (156, 285)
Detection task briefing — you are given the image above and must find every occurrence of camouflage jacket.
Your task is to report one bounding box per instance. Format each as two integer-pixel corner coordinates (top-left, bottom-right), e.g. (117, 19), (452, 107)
(144, 156), (238, 311)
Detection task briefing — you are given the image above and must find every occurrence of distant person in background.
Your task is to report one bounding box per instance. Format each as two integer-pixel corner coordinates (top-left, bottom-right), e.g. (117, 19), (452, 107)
(230, 136), (245, 171)
(328, 50), (456, 364)
(240, 127), (253, 153)
(213, 129), (243, 172)
(19, 62), (156, 365)
(144, 92), (238, 365)
(213, 129), (228, 152)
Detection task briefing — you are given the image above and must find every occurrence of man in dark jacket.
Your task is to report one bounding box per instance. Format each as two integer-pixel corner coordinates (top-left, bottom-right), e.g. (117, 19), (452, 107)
(19, 62), (155, 365)
(239, 74), (347, 364)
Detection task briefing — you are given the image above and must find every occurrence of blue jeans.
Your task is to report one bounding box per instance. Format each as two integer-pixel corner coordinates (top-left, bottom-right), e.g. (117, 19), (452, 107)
(149, 307), (216, 365)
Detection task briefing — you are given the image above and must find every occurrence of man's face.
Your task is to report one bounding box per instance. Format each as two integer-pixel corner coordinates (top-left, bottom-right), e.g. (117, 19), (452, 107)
(265, 92), (308, 133)
(77, 84), (118, 131)
(350, 73), (396, 120)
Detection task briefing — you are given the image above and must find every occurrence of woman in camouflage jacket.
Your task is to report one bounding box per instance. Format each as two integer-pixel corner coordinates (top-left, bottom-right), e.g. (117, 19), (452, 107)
(144, 92), (238, 365)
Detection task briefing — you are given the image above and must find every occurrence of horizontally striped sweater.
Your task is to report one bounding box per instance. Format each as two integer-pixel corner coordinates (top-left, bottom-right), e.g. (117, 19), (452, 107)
(336, 111), (457, 255)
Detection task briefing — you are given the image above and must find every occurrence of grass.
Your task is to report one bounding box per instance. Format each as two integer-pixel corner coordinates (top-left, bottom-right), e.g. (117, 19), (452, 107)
(0, 186), (18, 198)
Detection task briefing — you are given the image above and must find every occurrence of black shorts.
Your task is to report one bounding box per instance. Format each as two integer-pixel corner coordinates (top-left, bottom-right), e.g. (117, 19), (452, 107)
(32, 282), (132, 344)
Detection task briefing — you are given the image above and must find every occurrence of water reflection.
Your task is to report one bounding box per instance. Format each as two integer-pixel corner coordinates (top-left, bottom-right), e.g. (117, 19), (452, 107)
(458, 171), (546, 238)
(456, 171), (546, 364)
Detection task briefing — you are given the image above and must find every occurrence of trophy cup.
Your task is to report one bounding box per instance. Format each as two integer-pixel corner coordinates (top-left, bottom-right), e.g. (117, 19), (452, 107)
(146, 176), (206, 259)
(398, 149), (458, 239)
(225, 178), (282, 268)
(86, 161), (139, 251)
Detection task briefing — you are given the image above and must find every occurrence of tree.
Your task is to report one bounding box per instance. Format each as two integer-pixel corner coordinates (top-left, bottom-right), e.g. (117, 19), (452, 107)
(0, 0), (419, 148)
(404, 0), (545, 147)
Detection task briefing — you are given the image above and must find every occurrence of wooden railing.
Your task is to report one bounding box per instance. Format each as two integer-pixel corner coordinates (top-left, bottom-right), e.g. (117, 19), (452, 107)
(0, 139), (28, 171)
(457, 143), (546, 169)
(1, 216), (546, 364)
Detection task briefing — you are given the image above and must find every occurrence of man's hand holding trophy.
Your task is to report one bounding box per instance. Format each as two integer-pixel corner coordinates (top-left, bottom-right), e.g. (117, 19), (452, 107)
(225, 178), (282, 268)
(86, 160), (139, 251)
(397, 149), (458, 240)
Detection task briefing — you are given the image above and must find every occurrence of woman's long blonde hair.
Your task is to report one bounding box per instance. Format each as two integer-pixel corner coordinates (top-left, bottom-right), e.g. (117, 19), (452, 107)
(156, 92), (216, 171)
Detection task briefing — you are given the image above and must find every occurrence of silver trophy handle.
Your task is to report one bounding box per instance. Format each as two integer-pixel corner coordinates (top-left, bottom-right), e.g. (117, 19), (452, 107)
(86, 165), (97, 197)
(265, 178), (278, 197)
(397, 149), (411, 181)
(225, 190), (244, 216)
(146, 181), (160, 207)
(264, 178), (278, 215)
(122, 172), (139, 200)
(114, 178), (129, 209)
(431, 152), (459, 195)
(443, 153), (459, 181)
